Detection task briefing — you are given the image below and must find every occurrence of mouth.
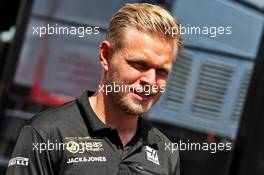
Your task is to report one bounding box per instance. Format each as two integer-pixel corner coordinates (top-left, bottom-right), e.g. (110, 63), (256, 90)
(131, 91), (155, 101)
(128, 85), (158, 102)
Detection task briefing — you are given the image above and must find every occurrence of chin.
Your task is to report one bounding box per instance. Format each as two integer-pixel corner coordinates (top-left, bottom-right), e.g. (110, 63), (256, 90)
(120, 95), (154, 116)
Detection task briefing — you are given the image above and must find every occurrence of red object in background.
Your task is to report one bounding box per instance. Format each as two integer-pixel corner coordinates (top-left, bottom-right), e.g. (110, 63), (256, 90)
(29, 81), (73, 106)
(28, 34), (74, 107)
(207, 132), (215, 143)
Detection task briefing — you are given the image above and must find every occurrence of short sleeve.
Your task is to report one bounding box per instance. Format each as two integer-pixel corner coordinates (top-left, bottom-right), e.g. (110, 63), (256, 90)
(5, 126), (55, 175)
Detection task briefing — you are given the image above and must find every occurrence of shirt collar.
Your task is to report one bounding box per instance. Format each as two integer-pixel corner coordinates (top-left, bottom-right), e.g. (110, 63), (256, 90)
(77, 91), (109, 133)
(77, 91), (162, 145)
(139, 117), (162, 146)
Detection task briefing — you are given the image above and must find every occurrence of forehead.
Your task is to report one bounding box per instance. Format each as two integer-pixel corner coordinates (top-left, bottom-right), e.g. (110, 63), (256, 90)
(120, 28), (175, 67)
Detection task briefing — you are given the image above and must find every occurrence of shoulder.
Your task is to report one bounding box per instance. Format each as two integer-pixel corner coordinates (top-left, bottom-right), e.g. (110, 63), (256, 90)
(141, 117), (172, 143)
(30, 100), (78, 127)
(28, 100), (83, 138)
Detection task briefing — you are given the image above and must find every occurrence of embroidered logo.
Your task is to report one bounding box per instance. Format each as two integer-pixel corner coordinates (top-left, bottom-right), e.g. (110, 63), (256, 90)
(8, 157), (29, 167)
(145, 146), (159, 165)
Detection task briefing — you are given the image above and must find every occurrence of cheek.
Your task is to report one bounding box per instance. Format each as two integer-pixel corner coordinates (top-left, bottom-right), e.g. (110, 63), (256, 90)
(120, 68), (142, 83)
(156, 78), (167, 87)
(110, 65), (135, 81)
(156, 78), (168, 93)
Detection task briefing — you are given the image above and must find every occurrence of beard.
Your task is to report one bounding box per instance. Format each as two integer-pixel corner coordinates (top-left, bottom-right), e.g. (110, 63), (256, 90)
(104, 67), (160, 116)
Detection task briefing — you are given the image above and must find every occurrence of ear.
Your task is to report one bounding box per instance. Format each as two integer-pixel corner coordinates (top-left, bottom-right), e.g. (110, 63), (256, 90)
(99, 40), (111, 71)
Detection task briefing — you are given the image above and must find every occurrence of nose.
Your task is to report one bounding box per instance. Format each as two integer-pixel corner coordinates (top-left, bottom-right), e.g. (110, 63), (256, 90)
(140, 68), (156, 85)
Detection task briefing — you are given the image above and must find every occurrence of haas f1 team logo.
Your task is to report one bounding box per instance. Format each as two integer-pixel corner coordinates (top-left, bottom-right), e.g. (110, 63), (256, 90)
(66, 140), (104, 153)
(145, 146), (159, 165)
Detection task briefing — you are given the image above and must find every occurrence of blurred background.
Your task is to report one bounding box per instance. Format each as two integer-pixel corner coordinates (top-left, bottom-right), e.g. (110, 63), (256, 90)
(0, 0), (263, 175)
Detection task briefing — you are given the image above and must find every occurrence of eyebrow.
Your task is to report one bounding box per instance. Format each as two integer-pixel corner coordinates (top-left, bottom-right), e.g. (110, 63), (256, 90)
(126, 57), (171, 72)
(160, 65), (171, 72)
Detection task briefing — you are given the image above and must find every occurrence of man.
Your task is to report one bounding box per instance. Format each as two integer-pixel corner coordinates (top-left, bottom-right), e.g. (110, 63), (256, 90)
(6, 3), (183, 175)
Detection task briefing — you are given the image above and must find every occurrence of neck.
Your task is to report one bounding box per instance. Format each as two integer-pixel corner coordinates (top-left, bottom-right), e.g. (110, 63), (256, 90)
(89, 90), (138, 146)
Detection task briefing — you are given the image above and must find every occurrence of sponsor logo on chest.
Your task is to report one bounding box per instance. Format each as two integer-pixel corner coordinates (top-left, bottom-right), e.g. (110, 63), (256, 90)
(66, 156), (107, 164)
(145, 146), (159, 165)
(65, 137), (104, 154)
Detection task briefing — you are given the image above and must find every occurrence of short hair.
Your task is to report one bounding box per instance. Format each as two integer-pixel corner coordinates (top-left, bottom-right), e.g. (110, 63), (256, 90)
(106, 3), (183, 56)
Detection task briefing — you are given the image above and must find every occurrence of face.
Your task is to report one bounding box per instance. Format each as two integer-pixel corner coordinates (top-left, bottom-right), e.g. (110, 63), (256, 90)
(102, 29), (176, 116)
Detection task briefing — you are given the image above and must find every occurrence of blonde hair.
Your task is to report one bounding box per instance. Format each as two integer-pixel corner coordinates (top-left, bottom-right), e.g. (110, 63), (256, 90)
(106, 3), (183, 55)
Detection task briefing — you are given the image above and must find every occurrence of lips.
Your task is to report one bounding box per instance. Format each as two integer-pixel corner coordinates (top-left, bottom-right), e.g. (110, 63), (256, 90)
(128, 85), (157, 101)
(132, 91), (154, 101)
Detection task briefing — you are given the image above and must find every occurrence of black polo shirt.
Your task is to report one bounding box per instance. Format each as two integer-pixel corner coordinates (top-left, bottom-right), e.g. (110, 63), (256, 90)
(6, 91), (180, 175)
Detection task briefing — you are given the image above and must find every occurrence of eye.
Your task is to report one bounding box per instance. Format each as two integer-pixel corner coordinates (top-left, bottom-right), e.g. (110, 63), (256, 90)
(156, 68), (169, 76)
(128, 60), (147, 70)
